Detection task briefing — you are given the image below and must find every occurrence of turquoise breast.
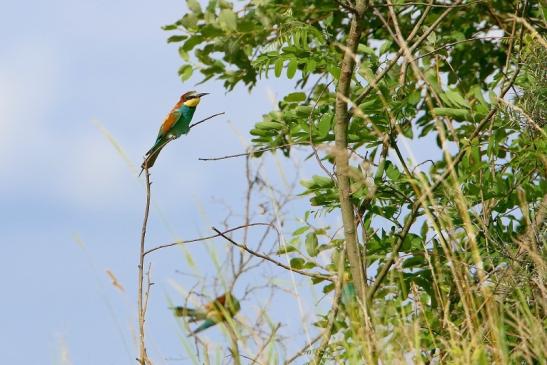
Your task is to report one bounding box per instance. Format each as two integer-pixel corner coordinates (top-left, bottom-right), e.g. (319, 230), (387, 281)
(171, 105), (196, 137)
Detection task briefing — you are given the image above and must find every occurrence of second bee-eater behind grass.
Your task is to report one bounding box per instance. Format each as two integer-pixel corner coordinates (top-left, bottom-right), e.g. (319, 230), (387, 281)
(140, 91), (209, 174)
(173, 292), (240, 335)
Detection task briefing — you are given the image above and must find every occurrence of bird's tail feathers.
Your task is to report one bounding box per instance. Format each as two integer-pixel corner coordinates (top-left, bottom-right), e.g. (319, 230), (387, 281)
(190, 319), (216, 336)
(139, 140), (166, 176)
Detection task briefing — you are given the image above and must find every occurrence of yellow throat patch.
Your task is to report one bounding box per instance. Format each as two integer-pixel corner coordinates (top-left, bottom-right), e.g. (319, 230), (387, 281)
(183, 97), (201, 107)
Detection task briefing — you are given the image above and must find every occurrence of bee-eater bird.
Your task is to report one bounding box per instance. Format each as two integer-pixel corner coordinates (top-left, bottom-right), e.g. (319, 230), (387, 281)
(341, 272), (357, 307)
(172, 292), (240, 335)
(140, 91), (209, 174)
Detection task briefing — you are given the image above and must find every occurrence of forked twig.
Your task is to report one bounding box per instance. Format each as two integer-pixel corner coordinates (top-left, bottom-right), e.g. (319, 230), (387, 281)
(212, 227), (334, 282)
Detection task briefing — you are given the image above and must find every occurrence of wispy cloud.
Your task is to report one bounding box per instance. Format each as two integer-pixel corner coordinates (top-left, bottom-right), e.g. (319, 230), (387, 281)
(0, 42), (60, 168)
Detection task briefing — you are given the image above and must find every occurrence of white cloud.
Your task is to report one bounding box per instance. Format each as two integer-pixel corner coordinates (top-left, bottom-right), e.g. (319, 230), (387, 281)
(0, 42), (136, 207)
(61, 130), (131, 207)
(0, 42), (60, 168)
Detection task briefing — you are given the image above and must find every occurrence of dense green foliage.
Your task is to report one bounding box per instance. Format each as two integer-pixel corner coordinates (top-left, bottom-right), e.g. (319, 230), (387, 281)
(166, 0), (546, 363)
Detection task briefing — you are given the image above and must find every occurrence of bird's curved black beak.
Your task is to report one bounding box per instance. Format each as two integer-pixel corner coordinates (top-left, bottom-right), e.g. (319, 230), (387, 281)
(196, 92), (209, 98)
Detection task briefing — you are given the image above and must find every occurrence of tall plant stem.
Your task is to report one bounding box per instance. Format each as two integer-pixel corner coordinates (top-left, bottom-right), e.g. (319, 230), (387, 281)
(334, 0), (369, 307)
(225, 318), (242, 365)
(138, 168), (151, 365)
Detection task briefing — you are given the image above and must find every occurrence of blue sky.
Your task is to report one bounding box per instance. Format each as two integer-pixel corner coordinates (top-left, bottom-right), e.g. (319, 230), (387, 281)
(0, 0), (316, 363)
(0, 1), (448, 364)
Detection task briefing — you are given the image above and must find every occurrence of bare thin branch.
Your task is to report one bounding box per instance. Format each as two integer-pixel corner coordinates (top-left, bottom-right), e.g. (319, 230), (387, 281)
(251, 323), (281, 364)
(144, 223), (274, 256)
(188, 112), (225, 130)
(284, 334), (322, 365)
(212, 227), (334, 282)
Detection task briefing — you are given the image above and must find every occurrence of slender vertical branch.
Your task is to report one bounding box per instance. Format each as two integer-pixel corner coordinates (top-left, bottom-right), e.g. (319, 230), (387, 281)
(224, 318), (242, 365)
(367, 202), (420, 301)
(138, 168), (152, 365)
(334, 0), (368, 307)
(312, 251), (345, 364)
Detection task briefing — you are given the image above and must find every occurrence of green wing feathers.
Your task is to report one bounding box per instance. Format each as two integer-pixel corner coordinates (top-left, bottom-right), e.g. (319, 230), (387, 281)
(172, 306), (207, 321)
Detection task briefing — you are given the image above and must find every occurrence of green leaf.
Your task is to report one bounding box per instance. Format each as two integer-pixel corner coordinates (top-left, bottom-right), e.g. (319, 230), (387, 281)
(250, 128), (269, 136)
(218, 0), (233, 9)
(440, 89), (470, 109)
(322, 282), (334, 294)
(386, 162), (401, 180)
(167, 35), (188, 43)
(402, 233), (423, 251)
(358, 44), (376, 56)
(178, 64), (193, 81)
(305, 232), (319, 257)
(358, 98), (380, 112)
(359, 65), (374, 79)
(186, 0), (202, 14)
(317, 113), (332, 137)
(403, 256), (426, 268)
(218, 9), (237, 32)
(178, 47), (190, 61)
(285, 92), (306, 102)
(408, 91), (421, 105)
(237, 19), (255, 33)
(380, 40), (393, 54)
(305, 59), (317, 73)
(292, 226), (308, 236)
(312, 175), (333, 187)
(287, 59), (298, 79)
(274, 58), (284, 78)
(327, 64), (340, 79)
(277, 245), (297, 255)
(420, 221), (429, 238)
(290, 258), (305, 269)
(450, 30), (465, 41)
(311, 276), (326, 284)
(293, 30), (300, 47)
(182, 36), (202, 51)
(162, 23), (179, 31)
(180, 13), (198, 29)
(432, 108), (470, 120)
(255, 121), (283, 130)
(295, 105), (313, 116)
